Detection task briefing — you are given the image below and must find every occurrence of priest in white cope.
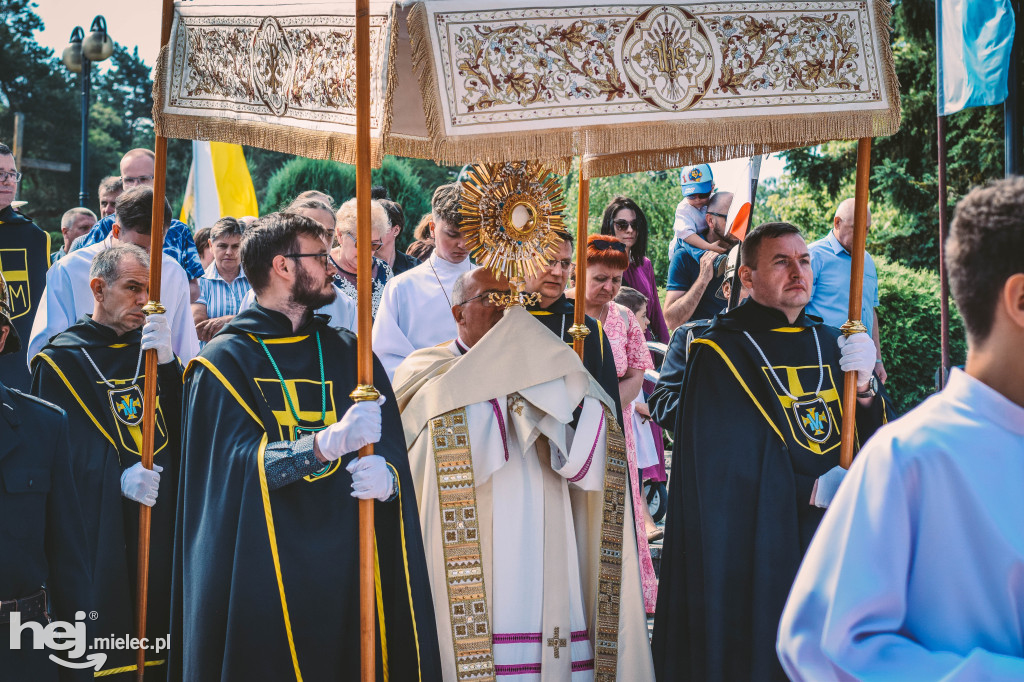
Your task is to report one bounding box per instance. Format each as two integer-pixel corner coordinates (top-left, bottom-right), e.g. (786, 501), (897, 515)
(778, 176), (1024, 681)
(27, 186), (198, 364)
(373, 183), (475, 379)
(394, 268), (655, 682)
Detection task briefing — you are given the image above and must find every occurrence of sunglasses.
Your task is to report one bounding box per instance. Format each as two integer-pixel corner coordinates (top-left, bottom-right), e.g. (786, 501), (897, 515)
(707, 211), (729, 219)
(612, 219), (638, 231)
(590, 239), (627, 253)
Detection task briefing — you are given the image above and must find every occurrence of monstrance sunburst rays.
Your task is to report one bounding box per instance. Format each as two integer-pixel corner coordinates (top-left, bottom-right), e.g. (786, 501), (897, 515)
(459, 162), (567, 305)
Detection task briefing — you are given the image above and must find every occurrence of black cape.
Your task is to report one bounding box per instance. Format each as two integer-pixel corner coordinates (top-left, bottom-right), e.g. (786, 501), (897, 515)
(0, 381), (93, 682)
(169, 304), (441, 681)
(527, 294), (623, 425)
(0, 206), (50, 391)
(650, 299), (892, 682)
(30, 317), (182, 679)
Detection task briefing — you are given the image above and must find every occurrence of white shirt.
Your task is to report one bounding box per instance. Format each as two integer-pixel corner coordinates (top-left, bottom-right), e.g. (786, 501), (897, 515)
(372, 252), (475, 380)
(669, 200), (708, 259)
(27, 238), (199, 365)
(239, 287), (357, 335)
(778, 368), (1024, 681)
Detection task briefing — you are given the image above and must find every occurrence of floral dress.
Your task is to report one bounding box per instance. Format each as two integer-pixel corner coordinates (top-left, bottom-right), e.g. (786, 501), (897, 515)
(603, 301), (658, 613)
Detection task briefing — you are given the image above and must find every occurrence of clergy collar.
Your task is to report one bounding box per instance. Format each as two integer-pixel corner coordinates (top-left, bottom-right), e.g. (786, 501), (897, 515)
(711, 298), (822, 333)
(946, 368), (1024, 436)
(527, 293), (574, 316)
(221, 302), (330, 338)
(42, 315), (142, 350)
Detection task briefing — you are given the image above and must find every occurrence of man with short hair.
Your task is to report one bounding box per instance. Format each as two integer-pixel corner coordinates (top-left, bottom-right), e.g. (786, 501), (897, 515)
(651, 222), (889, 682)
(52, 207), (97, 264)
(394, 268), (655, 681)
(0, 271), (93, 681)
(27, 186), (199, 364)
(0, 143), (50, 391)
(98, 175), (123, 218)
(663, 191), (736, 330)
(806, 198), (886, 382)
(522, 231), (623, 424)
(778, 177), (1024, 679)
(377, 198), (420, 275)
(71, 149), (204, 300)
(30, 244), (181, 678)
(372, 183), (476, 379)
(170, 212), (440, 681)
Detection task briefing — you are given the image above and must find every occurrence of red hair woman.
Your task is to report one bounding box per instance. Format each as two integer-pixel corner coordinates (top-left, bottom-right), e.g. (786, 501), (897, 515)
(568, 233), (659, 613)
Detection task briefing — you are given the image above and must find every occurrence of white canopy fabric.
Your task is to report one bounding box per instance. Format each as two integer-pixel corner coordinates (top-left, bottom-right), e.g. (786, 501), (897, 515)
(153, 0), (900, 176)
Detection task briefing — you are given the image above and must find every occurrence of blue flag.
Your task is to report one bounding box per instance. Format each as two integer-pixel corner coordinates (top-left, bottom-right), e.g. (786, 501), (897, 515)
(937, 0), (1016, 116)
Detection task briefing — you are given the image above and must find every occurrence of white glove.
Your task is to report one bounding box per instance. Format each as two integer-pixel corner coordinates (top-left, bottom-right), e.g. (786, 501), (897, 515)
(141, 313), (174, 365)
(346, 455), (396, 501)
(121, 462), (164, 507)
(314, 396), (386, 461)
(837, 332), (875, 387)
(811, 465), (847, 509)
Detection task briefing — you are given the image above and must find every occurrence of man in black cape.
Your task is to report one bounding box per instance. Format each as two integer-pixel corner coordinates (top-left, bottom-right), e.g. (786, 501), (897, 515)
(1, 271), (92, 681)
(651, 222), (892, 681)
(0, 143), (50, 391)
(524, 230), (623, 424)
(30, 244), (181, 679)
(169, 212), (441, 681)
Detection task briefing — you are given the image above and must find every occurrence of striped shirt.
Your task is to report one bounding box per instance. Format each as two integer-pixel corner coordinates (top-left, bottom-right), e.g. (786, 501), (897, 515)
(197, 262), (251, 320)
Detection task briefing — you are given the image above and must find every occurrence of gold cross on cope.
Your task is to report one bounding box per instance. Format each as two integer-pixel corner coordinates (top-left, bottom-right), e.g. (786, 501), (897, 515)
(547, 626), (567, 659)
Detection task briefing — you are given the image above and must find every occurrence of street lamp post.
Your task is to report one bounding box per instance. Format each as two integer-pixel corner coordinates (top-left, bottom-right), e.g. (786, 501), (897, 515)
(62, 16), (114, 207)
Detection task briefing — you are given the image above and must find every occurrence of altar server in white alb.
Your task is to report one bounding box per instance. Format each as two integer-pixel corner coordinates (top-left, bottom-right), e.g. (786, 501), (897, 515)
(394, 268), (655, 681)
(372, 183), (475, 379)
(27, 186), (199, 364)
(777, 176), (1024, 680)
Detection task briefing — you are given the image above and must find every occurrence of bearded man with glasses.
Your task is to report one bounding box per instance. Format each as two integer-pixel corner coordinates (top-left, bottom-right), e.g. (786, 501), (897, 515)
(170, 211), (441, 681)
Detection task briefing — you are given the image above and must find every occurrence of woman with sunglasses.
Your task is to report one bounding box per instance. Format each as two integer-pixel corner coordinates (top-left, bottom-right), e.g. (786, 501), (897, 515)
(600, 196), (670, 343)
(330, 198), (394, 317)
(568, 233), (659, 613)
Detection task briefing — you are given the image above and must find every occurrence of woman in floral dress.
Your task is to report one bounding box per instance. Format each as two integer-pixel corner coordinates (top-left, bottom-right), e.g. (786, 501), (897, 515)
(568, 233), (659, 613)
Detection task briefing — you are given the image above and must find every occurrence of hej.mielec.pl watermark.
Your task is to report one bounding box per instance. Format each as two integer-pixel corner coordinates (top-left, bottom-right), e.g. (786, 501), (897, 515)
(8, 610), (169, 670)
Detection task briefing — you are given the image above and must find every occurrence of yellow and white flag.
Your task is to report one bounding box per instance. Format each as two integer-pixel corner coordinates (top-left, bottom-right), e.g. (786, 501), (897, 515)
(180, 141), (258, 229)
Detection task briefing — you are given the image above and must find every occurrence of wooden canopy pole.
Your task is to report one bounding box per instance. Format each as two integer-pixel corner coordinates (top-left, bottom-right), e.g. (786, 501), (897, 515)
(838, 138), (872, 470)
(569, 175), (590, 358)
(352, 0), (379, 679)
(135, 2), (174, 679)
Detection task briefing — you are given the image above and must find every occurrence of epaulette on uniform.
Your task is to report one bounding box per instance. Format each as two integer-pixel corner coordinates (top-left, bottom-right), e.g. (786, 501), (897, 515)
(5, 387), (66, 415)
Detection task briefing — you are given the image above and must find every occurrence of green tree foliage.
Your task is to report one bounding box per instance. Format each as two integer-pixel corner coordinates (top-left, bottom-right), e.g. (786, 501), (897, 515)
(263, 156), (433, 251)
(876, 256), (967, 414)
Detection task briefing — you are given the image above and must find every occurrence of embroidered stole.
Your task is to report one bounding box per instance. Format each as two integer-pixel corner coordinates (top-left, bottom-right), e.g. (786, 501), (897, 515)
(594, 406), (627, 682)
(430, 408), (495, 681)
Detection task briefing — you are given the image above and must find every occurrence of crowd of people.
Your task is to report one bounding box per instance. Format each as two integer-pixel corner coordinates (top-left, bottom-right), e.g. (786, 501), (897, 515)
(1, 139), (1022, 682)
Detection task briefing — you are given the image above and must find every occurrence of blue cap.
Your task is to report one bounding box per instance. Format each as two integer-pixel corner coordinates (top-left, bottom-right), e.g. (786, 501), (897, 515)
(680, 164), (713, 196)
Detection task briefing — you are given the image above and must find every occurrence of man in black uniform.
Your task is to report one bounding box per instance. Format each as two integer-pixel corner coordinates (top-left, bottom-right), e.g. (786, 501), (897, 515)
(31, 244), (181, 679)
(0, 143), (50, 391)
(169, 212), (441, 681)
(0, 272), (92, 681)
(651, 222), (891, 682)
(524, 231), (623, 424)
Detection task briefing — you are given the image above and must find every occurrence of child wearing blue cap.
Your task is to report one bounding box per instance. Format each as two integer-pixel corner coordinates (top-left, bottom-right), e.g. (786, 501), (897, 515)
(670, 164), (728, 257)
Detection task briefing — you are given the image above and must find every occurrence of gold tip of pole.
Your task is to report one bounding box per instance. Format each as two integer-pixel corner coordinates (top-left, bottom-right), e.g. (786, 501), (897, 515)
(142, 300), (166, 315)
(350, 384), (380, 402)
(839, 320), (868, 337)
(568, 323), (591, 340)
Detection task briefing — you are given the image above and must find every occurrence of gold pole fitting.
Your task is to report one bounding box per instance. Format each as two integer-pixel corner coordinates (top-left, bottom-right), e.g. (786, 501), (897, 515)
(142, 301), (166, 315)
(568, 323), (591, 340)
(350, 384), (380, 402)
(839, 320), (868, 337)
